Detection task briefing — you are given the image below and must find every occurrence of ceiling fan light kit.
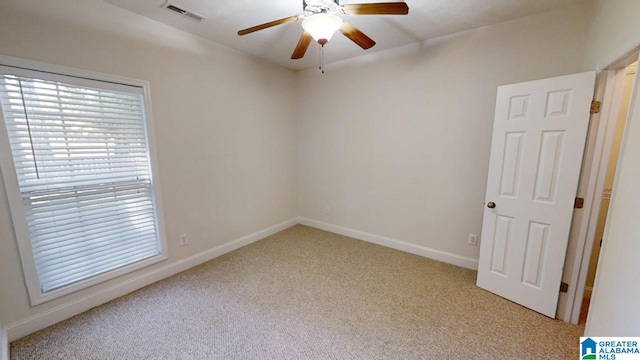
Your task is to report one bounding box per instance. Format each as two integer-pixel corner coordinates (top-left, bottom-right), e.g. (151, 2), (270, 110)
(302, 14), (343, 43)
(237, 0), (409, 71)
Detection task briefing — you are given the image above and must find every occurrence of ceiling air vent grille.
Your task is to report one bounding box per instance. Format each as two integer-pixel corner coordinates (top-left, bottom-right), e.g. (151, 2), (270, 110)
(161, 2), (205, 22)
(166, 4), (186, 14)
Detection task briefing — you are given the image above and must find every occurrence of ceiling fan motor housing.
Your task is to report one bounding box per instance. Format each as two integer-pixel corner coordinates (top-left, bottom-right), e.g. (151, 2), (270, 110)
(304, 0), (340, 16)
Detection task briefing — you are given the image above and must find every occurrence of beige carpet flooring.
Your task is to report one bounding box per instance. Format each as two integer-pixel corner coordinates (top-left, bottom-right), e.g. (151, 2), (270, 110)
(10, 225), (584, 359)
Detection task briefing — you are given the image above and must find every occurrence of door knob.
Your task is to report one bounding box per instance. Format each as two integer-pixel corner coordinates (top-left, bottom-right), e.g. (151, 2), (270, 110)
(487, 201), (496, 209)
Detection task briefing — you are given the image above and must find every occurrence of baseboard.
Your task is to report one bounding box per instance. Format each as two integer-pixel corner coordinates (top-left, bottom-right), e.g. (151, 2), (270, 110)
(7, 216), (477, 341)
(298, 218), (479, 270)
(6, 217), (298, 342)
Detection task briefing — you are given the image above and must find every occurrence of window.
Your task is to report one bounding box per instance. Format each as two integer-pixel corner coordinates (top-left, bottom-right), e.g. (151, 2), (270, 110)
(0, 57), (166, 305)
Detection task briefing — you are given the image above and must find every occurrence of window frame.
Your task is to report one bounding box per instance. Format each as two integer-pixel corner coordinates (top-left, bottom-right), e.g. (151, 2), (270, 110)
(0, 55), (168, 306)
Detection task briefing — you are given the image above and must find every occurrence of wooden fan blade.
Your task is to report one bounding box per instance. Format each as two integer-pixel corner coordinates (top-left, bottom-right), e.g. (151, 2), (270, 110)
(238, 15), (299, 36)
(341, 2), (409, 15)
(291, 31), (313, 59)
(339, 22), (376, 50)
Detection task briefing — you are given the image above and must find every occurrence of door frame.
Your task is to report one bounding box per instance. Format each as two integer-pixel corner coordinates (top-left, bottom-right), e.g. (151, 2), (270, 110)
(558, 50), (639, 324)
(1, 320), (7, 360)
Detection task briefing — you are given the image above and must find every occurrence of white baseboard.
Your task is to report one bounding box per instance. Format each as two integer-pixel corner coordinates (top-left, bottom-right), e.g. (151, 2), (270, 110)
(7, 216), (477, 342)
(298, 218), (479, 270)
(6, 218), (298, 342)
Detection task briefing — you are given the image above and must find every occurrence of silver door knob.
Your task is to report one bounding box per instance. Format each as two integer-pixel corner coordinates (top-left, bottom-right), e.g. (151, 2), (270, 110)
(487, 202), (496, 209)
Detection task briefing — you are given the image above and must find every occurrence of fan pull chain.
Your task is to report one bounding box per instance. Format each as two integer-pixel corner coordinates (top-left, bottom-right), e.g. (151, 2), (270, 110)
(319, 44), (325, 74)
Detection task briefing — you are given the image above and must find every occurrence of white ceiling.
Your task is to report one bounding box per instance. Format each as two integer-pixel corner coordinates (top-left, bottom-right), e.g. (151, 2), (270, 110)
(104, 0), (588, 70)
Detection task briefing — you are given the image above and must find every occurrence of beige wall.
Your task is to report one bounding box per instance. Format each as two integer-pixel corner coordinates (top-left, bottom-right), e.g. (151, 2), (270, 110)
(584, 0), (640, 336)
(583, 0), (640, 70)
(0, 0), (296, 328)
(295, 4), (590, 261)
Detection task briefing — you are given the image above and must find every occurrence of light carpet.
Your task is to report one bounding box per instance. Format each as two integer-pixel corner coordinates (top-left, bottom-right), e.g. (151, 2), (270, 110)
(10, 225), (583, 359)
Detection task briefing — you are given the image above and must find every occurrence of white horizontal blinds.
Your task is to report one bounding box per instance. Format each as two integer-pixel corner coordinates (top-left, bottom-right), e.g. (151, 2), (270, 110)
(0, 74), (160, 293)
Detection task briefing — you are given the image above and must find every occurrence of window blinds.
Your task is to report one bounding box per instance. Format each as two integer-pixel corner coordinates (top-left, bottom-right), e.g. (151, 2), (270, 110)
(0, 74), (161, 293)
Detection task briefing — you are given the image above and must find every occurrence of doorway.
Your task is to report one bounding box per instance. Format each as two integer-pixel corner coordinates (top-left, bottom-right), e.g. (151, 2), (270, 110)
(579, 60), (637, 324)
(557, 51), (639, 324)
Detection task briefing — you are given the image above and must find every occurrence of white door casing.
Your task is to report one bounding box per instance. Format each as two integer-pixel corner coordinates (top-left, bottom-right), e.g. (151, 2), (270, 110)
(477, 72), (596, 318)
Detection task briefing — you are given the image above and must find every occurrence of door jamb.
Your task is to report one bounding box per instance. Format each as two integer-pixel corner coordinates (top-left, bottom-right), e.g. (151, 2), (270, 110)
(1, 320), (7, 360)
(560, 52), (639, 324)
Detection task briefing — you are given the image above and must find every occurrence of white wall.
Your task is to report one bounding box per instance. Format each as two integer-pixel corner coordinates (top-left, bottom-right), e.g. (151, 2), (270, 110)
(583, 0), (640, 336)
(295, 4), (590, 263)
(583, 0), (640, 70)
(0, 0), (296, 337)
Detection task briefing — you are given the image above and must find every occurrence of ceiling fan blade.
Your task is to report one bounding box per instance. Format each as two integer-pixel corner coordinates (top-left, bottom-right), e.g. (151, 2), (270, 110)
(339, 22), (376, 50)
(238, 15), (300, 36)
(291, 31), (313, 59)
(341, 2), (409, 15)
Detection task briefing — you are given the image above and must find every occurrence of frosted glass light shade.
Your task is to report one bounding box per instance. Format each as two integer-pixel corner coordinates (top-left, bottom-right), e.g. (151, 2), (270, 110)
(302, 14), (343, 42)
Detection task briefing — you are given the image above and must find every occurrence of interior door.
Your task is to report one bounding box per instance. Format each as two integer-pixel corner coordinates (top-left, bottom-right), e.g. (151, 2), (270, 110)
(477, 71), (596, 318)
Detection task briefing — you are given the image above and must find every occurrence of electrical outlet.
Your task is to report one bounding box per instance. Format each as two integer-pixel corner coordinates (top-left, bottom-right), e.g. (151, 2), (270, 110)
(179, 234), (188, 246)
(325, 206), (331, 215)
(468, 233), (479, 246)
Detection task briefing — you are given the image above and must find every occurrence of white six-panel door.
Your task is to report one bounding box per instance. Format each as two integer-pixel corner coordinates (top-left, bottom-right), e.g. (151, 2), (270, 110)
(477, 72), (596, 318)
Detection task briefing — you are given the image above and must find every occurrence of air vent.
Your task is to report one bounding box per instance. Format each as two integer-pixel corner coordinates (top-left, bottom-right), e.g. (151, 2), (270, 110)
(166, 4), (186, 15)
(161, 2), (205, 22)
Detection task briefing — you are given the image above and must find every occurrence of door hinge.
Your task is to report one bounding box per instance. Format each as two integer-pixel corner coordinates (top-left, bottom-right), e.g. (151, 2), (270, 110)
(590, 100), (601, 114)
(560, 282), (569, 293)
(574, 197), (584, 209)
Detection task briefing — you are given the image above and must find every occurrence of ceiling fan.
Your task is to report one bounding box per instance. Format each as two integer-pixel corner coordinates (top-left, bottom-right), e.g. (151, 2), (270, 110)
(237, 0), (409, 60)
